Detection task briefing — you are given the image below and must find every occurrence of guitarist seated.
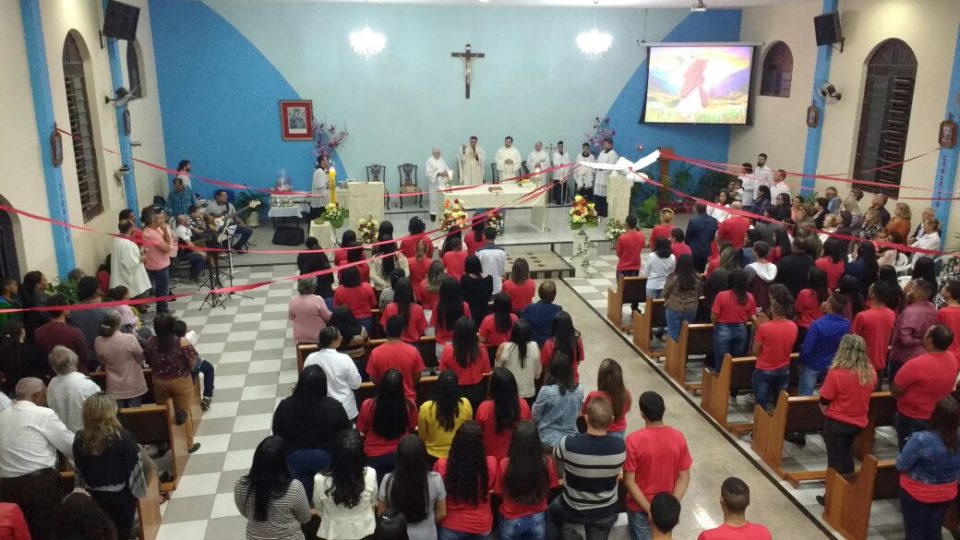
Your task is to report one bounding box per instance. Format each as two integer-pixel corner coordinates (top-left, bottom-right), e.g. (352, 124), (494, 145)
(205, 189), (253, 253)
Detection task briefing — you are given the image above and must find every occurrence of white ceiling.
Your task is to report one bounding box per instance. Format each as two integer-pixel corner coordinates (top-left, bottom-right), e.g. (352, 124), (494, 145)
(245, 0), (795, 7)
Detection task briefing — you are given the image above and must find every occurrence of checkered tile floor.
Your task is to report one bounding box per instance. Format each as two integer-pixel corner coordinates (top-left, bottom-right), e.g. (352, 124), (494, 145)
(561, 254), (916, 540)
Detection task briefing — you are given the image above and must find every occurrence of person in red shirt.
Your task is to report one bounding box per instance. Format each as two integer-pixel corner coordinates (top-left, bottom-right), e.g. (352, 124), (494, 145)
(335, 230), (357, 266)
(407, 240), (433, 286)
(479, 293), (517, 349)
(380, 279), (427, 343)
(33, 295), (90, 373)
(434, 421), (498, 538)
(367, 316), (425, 399)
(616, 215), (646, 277)
(439, 317), (490, 410)
(716, 202), (750, 248)
(502, 259), (536, 313)
(494, 420), (560, 539)
(697, 477), (772, 540)
(649, 208), (674, 249)
(669, 228), (692, 260)
(333, 267), (378, 334)
(892, 324), (960, 450)
(475, 368), (532, 459)
(540, 311), (583, 383)
(624, 391), (692, 539)
(355, 369), (419, 481)
(815, 238), (846, 290)
(816, 334), (877, 506)
(750, 299), (798, 411)
(937, 280), (960, 355)
(340, 241), (371, 283)
(442, 236), (468, 281)
(399, 216), (434, 259)
(465, 218), (488, 256)
(851, 282), (897, 380)
(793, 267), (828, 346)
(416, 260), (445, 311)
(710, 269), (755, 372)
(0, 503), (29, 540)
(581, 359), (632, 438)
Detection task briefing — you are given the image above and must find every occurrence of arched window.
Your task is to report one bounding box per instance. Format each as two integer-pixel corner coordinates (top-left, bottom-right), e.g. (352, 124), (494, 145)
(126, 40), (143, 98)
(63, 32), (103, 221)
(759, 42), (793, 98)
(853, 39), (917, 197)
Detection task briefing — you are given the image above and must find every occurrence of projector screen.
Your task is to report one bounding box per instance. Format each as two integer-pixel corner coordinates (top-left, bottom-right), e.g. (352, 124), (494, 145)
(642, 45), (756, 125)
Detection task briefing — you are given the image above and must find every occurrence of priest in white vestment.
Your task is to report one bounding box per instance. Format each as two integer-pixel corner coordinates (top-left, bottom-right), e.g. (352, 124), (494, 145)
(458, 136), (485, 186)
(594, 138), (618, 217)
(426, 148), (451, 221)
(526, 141), (550, 185)
(310, 155), (332, 218)
(573, 143), (596, 199)
(111, 221), (151, 297)
(551, 141), (570, 204)
(495, 136), (522, 182)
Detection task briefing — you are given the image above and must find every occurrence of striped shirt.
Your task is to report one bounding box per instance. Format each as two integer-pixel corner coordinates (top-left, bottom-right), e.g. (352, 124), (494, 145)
(554, 433), (625, 516)
(234, 478), (311, 540)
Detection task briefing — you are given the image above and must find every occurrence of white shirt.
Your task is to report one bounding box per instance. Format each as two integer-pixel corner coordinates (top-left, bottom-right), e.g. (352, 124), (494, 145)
(425, 156), (450, 187)
(0, 393), (10, 412)
(177, 172), (192, 190)
(739, 174), (757, 207)
(0, 401), (75, 477)
(111, 236), (151, 297)
(47, 372), (101, 433)
(574, 152), (596, 189)
(770, 181), (791, 202)
(708, 205), (730, 223)
(303, 348), (362, 418)
(594, 149), (619, 196)
(174, 224), (192, 243)
(314, 466), (378, 540)
(911, 231), (941, 263)
(755, 164), (773, 186)
(311, 168), (331, 209)
(477, 245), (508, 294)
(552, 151), (570, 180)
(495, 146), (522, 177)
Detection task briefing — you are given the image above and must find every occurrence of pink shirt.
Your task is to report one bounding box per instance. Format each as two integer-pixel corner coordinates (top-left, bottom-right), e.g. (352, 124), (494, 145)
(288, 294), (332, 343)
(142, 227), (170, 270)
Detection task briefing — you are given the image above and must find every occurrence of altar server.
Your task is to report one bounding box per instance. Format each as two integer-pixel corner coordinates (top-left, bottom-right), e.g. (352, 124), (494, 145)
(552, 141), (571, 204)
(573, 143), (595, 199)
(426, 148), (451, 221)
(594, 138), (619, 217)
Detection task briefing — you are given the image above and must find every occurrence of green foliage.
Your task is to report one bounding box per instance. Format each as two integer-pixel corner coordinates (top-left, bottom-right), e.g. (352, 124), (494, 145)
(698, 170), (735, 199)
(635, 196), (660, 229)
(236, 189), (271, 218)
(46, 278), (78, 305)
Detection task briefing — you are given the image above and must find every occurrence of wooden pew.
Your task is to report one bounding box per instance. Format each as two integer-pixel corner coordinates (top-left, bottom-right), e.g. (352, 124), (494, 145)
(751, 391), (823, 478)
(89, 369), (202, 439)
(700, 353), (799, 433)
(352, 373), (491, 408)
(298, 336), (439, 374)
(606, 276), (646, 328)
(89, 369), (156, 404)
(822, 455), (899, 540)
(57, 468), (163, 540)
(664, 323), (713, 392)
(632, 298), (666, 356)
(119, 399), (190, 492)
(852, 391), (896, 460)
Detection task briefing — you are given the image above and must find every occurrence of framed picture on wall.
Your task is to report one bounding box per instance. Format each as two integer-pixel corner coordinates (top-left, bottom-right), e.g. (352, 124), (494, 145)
(280, 100), (313, 141)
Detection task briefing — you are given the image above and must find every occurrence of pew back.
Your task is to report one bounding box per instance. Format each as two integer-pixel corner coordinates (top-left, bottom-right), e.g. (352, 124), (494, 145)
(606, 276), (646, 326)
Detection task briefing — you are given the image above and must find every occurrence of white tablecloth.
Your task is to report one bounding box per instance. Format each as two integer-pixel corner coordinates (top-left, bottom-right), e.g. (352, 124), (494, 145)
(445, 183), (548, 230)
(268, 204), (309, 218)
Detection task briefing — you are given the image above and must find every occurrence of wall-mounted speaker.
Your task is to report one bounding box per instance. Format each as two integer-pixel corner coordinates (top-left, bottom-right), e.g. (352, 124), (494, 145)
(103, 0), (140, 41)
(814, 11), (842, 46)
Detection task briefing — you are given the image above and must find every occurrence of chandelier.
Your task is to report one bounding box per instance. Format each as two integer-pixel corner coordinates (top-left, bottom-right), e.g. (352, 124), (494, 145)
(350, 25), (386, 58)
(577, 0), (611, 59)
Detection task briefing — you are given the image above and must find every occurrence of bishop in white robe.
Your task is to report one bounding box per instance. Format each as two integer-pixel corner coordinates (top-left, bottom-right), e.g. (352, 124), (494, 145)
(110, 227), (151, 297)
(495, 136), (522, 182)
(573, 143), (596, 198)
(426, 148), (451, 221)
(459, 136), (485, 186)
(594, 139), (619, 217)
(551, 141), (570, 204)
(526, 141), (550, 185)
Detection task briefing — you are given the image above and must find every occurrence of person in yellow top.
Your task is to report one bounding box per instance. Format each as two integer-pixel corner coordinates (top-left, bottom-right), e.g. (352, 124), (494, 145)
(418, 371), (474, 464)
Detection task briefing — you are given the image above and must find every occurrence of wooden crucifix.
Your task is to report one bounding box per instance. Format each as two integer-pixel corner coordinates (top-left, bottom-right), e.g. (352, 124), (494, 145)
(451, 44), (485, 99)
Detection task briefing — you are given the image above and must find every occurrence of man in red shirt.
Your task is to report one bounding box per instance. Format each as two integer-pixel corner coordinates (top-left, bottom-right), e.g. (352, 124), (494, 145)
(669, 228), (692, 260)
(892, 324), (960, 449)
(365, 316), (425, 400)
(33, 295), (89, 374)
(716, 202), (750, 248)
(750, 299), (798, 411)
(697, 477), (772, 540)
(616, 215), (645, 278)
(624, 391), (692, 540)
(851, 282), (897, 383)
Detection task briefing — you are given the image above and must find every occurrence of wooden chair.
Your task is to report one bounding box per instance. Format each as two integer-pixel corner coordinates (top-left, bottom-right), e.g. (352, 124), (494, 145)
(365, 164), (389, 208)
(664, 323), (713, 392)
(606, 276), (646, 328)
(633, 298), (666, 356)
(119, 399), (190, 492)
(751, 391), (823, 479)
(822, 455), (899, 540)
(397, 163), (421, 209)
(490, 163), (499, 184)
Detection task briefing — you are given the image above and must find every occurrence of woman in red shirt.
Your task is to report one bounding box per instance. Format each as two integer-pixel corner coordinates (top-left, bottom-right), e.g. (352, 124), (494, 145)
(407, 240), (433, 286)
(341, 241), (370, 283)
(479, 293), (517, 350)
(356, 369), (419, 482)
(439, 317), (490, 411)
(334, 267), (378, 335)
(335, 230), (357, 266)
(380, 279), (427, 343)
(465, 219), (488, 256)
(540, 311), (583, 383)
(502, 259), (536, 313)
(434, 421), (497, 539)
(475, 368), (531, 459)
(649, 208), (674, 248)
(494, 420), (559, 539)
(416, 260), (445, 312)
(794, 267), (828, 347)
(581, 359), (631, 438)
(709, 269), (755, 372)
(442, 236), (468, 281)
(815, 238), (846, 290)
(399, 216), (434, 259)
(431, 278), (472, 355)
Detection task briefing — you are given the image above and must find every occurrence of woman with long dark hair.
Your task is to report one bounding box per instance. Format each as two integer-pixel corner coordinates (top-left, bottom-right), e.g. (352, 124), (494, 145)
(356, 369), (418, 481)
(816, 238), (847, 290)
(582, 358), (632, 439)
(431, 278), (471, 357)
(378, 221), (394, 243)
(844, 242), (879, 296)
(336, 230), (358, 266)
(495, 319), (541, 403)
(273, 365), (352, 499)
(532, 353), (583, 447)
(769, 193), (791, 222)
(441, 226), (463, 256)
(663, 254), (702, 341)
(377, 435), (447, 540)
(795, 267), (828, 346)
(751, 185), (772, 217)
(418, 370), (473, 463)
(19, 270), (49, 341)
(769, 228), (792, 264)
(912, 256), (938, 291)
(334, 267), (378, 334)
(371, 241), (410, 293)
(710, 269), (755, 372)
(329, 306), (370, 361)
(878, 265), (905, 311)
(838, 274), (866, 320)
(234, 435), (311, 539)
(435, 422), (497, 539)
(297, 236), (335, 301)
(441, 236), (468, 281)
(475, 368), (531, 459)
(143, 313), (200, 452)
(314, 430), (378, 540)
(540, 311), (583, 384)
(480, 293), (517, 350)
(896, 397), (960, 539)
(373, 509), (410, 540)
(438, 317), (491, 411)
(380, 278), (427, 343)
(502, 258), (536, 313)
(344, 241), (371, 283)
(52, 490), (118, 540)
(494, 421), (558, 540)
(461, 256), (493, 328)
(465, 216), (488, 256)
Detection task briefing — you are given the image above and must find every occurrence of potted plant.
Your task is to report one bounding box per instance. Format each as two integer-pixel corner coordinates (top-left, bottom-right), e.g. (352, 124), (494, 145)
(236, 189), (270, 228)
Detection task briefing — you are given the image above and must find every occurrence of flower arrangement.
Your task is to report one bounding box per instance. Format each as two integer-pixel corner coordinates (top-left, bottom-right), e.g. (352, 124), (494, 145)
(569, 195), (599, 230)
(485, 210), (505, 237)
(441, 199), (469, 231)
(312, 120), (349, 160)
(357, 216), (378, 244)
(317, 202), (349, 228)
(584, 116), (616, 154)
(573, 235), (596, 276)
(605, 218), (626, 241)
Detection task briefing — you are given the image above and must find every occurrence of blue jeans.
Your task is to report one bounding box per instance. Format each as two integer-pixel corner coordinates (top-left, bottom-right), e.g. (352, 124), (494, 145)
(233, 225), (253, 250)
(645, 288), (663, 300)
(900, 487), (951, 539)
(664, 308), (697, 342)
(147, 267), (170, 312)
(753, 367), (790, 412)
(116, 396), (143, 408)
(546, 497), (617, 540)
(357, 317), (373, 335)
(286, 448), (331, 501)
(798, 365), (825, 396)
(499, 512), (546, 540)
(192, 359), (215, 398)
(627, 511), (651, 540)
(439, 526), (489, 540)
(895, 413), (928, 451)
(712, 323), (748, 372)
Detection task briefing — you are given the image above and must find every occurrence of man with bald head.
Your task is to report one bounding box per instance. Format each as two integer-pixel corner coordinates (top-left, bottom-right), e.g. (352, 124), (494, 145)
(426, 147), (451, 221)
(717, 201), (751, 248)
(0, 377), (75, 540)
(527, 141), (550, 184)
(870, 193), (891, 227)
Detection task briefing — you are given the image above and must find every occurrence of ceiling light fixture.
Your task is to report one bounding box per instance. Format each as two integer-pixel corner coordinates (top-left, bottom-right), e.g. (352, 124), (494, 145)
(691, 0), (707, 12)
(577, 0), (612, 60)
(350, 0), (386, 59)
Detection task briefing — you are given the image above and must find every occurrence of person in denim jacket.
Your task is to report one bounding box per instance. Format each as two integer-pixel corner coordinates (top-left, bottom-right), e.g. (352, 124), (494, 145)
(896, 396), (960, 539)
(532, 353), (583, 448)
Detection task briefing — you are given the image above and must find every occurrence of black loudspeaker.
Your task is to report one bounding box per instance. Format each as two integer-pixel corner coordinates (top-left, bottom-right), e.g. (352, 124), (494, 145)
(103, 0), (140, 41)
(272, 226), (305, 246)
(814, 11), (842, 46)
